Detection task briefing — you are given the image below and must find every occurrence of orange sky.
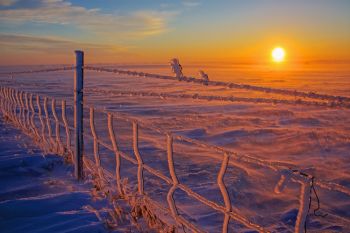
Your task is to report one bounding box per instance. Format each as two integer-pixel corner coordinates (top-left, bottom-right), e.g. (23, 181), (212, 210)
(0, 1), (349, 65)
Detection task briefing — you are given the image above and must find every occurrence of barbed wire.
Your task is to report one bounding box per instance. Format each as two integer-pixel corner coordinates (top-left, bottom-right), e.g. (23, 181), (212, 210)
(0, 79), (62, 90)
(0, 66), (75, 76)
(2, 64), (349, 104)
(84, 88), (350, 109)
(84, 66), (350, 103)
(3, 77), (349, 110)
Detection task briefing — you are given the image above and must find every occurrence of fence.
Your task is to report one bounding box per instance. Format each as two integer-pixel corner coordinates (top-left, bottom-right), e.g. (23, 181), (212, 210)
(0, 51), (349, 233)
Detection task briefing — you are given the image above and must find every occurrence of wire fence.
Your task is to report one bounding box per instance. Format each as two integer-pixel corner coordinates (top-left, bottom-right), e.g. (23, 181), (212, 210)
(84, 88), (350, 109)
(0, 57), (350, 232)
(2, 64), (350, 109)
(0, 86), (261, 232)
(0, 66), (75, 76)
(83, 66), (350, 104)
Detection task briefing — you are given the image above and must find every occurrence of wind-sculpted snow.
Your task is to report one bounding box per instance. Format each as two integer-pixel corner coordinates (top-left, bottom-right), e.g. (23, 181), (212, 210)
(0, 118), (115, 233)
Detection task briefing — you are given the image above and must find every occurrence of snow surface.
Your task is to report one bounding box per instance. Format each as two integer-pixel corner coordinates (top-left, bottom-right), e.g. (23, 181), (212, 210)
(0, 62), (349, 232)
(0, 118), (143, 233)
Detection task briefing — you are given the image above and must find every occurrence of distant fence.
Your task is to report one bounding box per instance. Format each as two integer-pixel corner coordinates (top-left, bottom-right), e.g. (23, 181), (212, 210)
(0, 51), (350, 233)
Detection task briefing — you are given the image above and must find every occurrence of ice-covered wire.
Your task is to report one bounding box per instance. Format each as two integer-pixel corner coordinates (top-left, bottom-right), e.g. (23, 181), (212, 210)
(84, 66), (350, 103)
(0, 66), (75, 76)
(84, 88), (350, 109)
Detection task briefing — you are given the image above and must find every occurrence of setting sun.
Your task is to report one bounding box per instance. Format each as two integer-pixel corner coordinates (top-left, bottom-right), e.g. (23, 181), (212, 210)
(272, 47), (286, 63)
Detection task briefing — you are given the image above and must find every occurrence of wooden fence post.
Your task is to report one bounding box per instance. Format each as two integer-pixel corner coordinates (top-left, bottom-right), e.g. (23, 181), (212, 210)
(74, 50), (84, 180)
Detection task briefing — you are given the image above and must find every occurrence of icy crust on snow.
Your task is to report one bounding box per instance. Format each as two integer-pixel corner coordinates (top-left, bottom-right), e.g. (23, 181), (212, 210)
(0, 63), (349, 232)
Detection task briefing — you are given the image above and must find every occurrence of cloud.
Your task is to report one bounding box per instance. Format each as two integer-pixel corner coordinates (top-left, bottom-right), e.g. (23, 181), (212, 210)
(0, 0), (176, 39)
(0, 33), (143, 64)
(0, 33), (129, 53)
(0, 0), (17, 6)
(182, 0), (201, 8)
(0, 0), (181, 64)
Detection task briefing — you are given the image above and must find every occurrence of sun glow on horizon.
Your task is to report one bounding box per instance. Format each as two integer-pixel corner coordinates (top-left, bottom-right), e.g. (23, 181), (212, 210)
(272, 47), (286, 63)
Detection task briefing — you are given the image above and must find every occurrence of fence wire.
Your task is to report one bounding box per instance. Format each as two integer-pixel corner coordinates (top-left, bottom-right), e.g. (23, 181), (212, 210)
(84, 88), (350, 109)
(1, 64), (349, 110)
(84, 66), (350, 103)
(0, 66), (75, 76)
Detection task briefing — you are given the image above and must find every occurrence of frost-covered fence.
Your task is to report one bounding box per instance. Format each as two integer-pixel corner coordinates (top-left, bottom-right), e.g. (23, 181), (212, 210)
(83, 88), (350, 109)
(0, 87), (262, 232)
(0, 87), (74, 157)
(0, 86), (261, 232)
(1, 85), (350, 233)
(84, 65), (350, 105)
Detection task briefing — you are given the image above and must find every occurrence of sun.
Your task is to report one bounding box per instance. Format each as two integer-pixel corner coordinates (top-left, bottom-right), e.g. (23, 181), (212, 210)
(271, 47), (285, 63)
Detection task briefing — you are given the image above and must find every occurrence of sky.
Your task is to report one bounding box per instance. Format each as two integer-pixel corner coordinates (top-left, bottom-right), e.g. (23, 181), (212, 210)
(0, 0), (350, 65)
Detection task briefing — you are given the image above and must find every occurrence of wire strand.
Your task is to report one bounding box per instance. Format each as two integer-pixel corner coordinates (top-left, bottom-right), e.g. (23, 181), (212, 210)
(0, 66), (75, 76)
(84, 66), (350, 103)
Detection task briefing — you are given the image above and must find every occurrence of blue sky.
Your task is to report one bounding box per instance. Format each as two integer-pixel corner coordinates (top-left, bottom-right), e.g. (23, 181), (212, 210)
(0, 0), (349, 64)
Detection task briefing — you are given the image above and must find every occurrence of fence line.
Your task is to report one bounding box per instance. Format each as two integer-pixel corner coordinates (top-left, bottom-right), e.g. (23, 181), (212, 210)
(1, 64), (349, 110)
(81, 102), (350, 197)
(2, 86), (350, 232)
(5, 78), (348, 109)
(2, 82), (350, 196)
(83, 103), (267, 232)
(0, 87), (277, 232)
(84, 88), (350, 109)
(0, 86), (263, 232)
(84, 66), (350, 103)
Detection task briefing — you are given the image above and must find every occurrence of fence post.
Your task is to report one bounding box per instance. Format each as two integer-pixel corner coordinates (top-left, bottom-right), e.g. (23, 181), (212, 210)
(74, 50), (84, 180)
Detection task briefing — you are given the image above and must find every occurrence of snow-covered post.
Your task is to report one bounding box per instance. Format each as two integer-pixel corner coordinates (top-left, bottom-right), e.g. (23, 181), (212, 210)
(166, 133), (180, 219)
(107, 113), (123, 196)
(133, 121), (144, 195)
(295, 177), (312, 233)
(61, 100), (71, 158)
(274, 170), (312, 233)
(74, 50), (84, 180)
(217, 153), (231, 233)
